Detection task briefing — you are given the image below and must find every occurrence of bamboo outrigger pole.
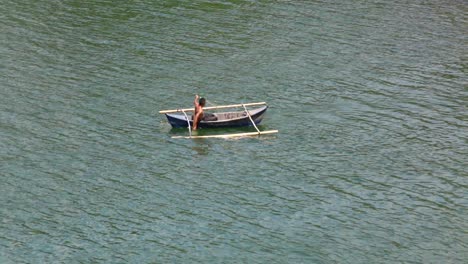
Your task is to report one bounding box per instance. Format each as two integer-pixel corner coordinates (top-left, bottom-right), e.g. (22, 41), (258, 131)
(171, 130), (279, 139)
(159, 102), (267, 114)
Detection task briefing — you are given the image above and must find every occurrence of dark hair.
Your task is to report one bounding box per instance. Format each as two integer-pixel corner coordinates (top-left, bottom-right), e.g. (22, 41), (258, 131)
(199, 98), (206, 106)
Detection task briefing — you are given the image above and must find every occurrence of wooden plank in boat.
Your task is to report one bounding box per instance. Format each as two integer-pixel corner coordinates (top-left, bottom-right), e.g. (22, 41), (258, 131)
(159, 102), (267, 114)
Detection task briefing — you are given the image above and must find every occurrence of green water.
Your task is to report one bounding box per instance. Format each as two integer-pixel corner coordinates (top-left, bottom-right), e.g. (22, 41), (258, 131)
(1, 0), (467, 263)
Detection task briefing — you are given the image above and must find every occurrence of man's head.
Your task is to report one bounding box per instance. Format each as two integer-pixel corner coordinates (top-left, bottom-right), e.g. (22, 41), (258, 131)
(199, 98), (206, 107)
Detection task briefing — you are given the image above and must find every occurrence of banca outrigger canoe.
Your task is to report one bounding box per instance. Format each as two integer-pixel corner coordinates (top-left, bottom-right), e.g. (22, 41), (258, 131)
(159, 102), (278, 139)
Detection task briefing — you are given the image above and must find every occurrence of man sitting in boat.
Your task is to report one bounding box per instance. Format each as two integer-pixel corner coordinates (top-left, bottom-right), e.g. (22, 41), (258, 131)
(193, 94), (205, 130)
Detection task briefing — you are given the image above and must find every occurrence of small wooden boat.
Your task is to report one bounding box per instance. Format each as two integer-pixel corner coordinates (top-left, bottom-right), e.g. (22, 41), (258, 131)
(159, 102), (278, 139)
(165, 105), (267, 128)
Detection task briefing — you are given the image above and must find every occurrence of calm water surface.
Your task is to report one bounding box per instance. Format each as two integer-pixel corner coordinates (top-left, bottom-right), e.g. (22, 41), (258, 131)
(1, 0), (467, 263)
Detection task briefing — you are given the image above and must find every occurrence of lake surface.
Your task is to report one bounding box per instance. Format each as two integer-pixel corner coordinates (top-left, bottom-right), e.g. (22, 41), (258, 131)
(1, 0), (467, 263)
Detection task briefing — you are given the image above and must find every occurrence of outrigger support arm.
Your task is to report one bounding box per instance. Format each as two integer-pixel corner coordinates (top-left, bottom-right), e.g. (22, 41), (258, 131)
(181, 110), (192, 138)
(242, 104), (260, 134)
